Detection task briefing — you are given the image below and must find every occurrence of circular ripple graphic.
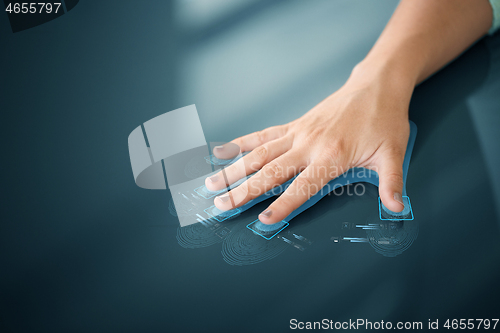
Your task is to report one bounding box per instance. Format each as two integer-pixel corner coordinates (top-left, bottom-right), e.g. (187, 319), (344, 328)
(222, 223), (288, 266)
(169, 198), (194, 218)
(366, 220), (419, 257)
(176, 223), (222, 249)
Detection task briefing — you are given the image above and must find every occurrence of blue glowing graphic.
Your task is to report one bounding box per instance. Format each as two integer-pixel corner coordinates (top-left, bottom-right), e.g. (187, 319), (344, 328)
(332, 219), (419, 257)
(194, 185), (226, 199)
(176, 223), (223, 249)
(246, 220), (289, 240)
(279, 236), (306, 251)
(204, 205), (241, 222)
(291, 233), (313, 245)
(379, 196), (414, 220)
(204, 151), (249, 166)
(238, 121), (417, 239)
(221, 223), (288, 266)
(215, 227), (231, 239)
(130, 107), (419, 262)
(366, 220), (419, 257)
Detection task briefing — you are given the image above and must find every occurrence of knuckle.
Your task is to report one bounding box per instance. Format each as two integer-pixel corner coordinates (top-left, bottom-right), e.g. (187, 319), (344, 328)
(296, 176), (312, 189)
(317, 153), (339, 169)
(277, 124), (289, 136)
(318, 143), (346, 170)
(256, 130), (267, 145)
(254, 145), (269, 160)
(304, 128), (322, 145)
(248, 160), (261, 172)
(309, 160), (330, 180)
(324, 140), (345, 159)
(262, 161), (284, 180)
(269, 124), (289, 137)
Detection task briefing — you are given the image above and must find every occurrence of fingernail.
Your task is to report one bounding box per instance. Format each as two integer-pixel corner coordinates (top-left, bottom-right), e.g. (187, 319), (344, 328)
(214, 145), (224, 151)
(208, 175), (219, 183)
(394, 193), (404, 206)
(216, 193), (230, 203)
(259, 209), (272, 218)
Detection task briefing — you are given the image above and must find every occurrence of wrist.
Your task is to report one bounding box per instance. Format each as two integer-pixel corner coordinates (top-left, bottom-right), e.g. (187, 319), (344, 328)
(341, 59), (415, 111)
(348, 56), (418, 94)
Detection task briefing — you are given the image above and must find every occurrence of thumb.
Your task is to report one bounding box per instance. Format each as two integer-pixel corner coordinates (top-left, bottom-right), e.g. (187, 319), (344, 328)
(377, 150), (405, 213)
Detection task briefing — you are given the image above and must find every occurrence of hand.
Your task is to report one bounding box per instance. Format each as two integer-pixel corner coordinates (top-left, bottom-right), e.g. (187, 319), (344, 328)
(205, 64), (413, 224)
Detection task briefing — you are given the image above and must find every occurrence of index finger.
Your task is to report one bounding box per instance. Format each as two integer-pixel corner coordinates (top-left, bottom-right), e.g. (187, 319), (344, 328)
(258, 155), (347, 224)
(213, 125), (288, 159)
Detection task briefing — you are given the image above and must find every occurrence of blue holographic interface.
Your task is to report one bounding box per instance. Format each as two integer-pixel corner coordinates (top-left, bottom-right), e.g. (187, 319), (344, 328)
(194, 185), (226, 199)
(204, 155), (233, 166)
(204, 151), (248, 166)
(246, 220), (289, 240)
(378, 196), (414, 221)
(204, 205), (241, 222)
(277, 235), (306, 251)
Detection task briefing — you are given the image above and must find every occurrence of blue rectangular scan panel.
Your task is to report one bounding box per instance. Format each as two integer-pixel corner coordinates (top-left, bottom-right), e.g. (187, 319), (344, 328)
(246, 220), (289, 240)
(379, 196), (414, 221)
(204, 205), (241, 222)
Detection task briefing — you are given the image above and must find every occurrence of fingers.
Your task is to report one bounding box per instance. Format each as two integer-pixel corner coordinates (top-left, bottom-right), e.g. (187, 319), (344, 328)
(211, 142), (241, 160)
(205, 136), (292, 192)
(212, 126), (286, 160)
(258, 155), (346, 224)
(230, 125), (288, 153)
(213, 150), (306, 210)
(376, 148), (405, 212)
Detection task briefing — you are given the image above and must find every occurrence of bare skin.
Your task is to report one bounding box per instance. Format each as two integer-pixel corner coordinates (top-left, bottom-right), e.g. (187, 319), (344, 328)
(206, 0), (493, 224)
